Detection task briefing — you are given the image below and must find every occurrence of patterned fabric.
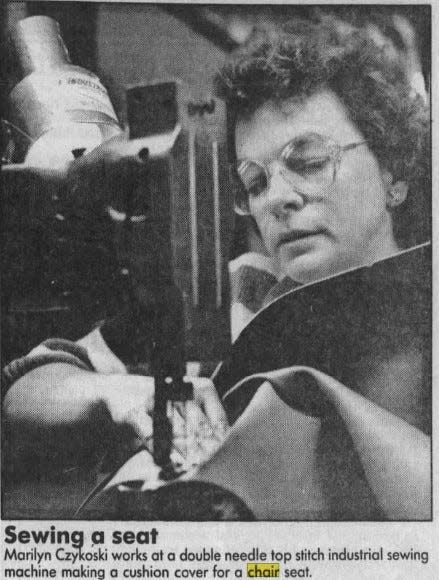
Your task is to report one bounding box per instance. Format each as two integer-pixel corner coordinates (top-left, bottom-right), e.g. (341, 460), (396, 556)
(229, 252), (280, 341)
(229, 252), (299, 340)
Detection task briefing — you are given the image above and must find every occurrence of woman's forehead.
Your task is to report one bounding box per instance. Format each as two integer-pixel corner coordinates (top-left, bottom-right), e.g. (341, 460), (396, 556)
(235, 89), (364, 162)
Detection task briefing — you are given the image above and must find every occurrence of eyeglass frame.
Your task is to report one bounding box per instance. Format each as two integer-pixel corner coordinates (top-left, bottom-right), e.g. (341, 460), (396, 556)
(231, 133), (367, 215)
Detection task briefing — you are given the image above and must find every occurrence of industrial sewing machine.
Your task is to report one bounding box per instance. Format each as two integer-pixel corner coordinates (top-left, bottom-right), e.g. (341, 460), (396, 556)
(2, 16), (234, 497)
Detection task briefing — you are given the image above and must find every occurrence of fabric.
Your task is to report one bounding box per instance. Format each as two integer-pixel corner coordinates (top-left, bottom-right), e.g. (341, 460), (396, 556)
(229, 252), (300, 340)
(229, 252), (280, 341)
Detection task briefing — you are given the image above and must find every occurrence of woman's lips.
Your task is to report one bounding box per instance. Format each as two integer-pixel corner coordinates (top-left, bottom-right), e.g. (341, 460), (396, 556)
(277, 229), (324, 248)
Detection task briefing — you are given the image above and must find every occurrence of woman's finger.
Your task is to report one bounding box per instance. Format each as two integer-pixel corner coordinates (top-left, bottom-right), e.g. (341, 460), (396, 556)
(127, 406), (153, 443)
(192, 378), (229, 435)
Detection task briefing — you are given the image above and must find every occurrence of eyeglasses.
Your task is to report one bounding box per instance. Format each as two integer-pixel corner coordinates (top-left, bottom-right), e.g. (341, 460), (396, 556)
(232, 133), (367, 214)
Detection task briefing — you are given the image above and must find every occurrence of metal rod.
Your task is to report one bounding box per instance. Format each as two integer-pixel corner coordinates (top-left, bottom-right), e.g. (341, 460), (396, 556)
(188, 128), (199, 307)
(212, 140), (222, 309)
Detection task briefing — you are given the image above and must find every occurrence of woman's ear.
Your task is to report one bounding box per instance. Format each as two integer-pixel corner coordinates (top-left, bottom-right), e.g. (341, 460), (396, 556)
(386, 181), (408, 208)
(382, 170), (408, 208)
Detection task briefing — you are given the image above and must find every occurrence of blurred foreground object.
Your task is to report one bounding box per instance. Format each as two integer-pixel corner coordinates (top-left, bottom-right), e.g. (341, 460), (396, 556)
(2, 15), (124, 365)
(7, 15), (122, 168)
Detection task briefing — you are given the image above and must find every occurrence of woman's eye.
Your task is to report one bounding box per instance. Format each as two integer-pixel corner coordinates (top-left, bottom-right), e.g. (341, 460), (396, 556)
(288, 156), (330, 174)
(245, 174), (267, 197)
(247, 180), (265, 197)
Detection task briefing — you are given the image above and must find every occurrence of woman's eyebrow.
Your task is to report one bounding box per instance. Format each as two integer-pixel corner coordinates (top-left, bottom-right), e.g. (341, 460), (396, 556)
(284, 132), (328, 146)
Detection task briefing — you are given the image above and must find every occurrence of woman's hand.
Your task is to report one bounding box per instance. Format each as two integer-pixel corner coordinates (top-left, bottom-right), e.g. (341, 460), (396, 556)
(100, 375), (228, 450)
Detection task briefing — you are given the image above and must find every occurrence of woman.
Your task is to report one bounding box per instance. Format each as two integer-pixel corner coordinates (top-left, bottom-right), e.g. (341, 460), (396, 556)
(192, 17), (431, 520)
(222, 16), (429, 314)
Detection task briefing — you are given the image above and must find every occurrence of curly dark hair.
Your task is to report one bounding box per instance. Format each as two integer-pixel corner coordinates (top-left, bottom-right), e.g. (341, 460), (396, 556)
(216, 17), (430, 248)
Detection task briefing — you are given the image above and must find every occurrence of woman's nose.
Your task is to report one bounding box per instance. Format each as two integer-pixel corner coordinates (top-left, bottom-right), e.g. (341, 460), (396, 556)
(264, 161), (306, 216)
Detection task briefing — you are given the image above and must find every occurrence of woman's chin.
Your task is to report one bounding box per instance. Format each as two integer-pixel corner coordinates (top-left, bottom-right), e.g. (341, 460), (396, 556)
(279, 248), (339, 285)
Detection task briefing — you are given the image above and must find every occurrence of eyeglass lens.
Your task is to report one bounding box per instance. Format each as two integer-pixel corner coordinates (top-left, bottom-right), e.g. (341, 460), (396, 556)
(237, 133), (337, 198)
